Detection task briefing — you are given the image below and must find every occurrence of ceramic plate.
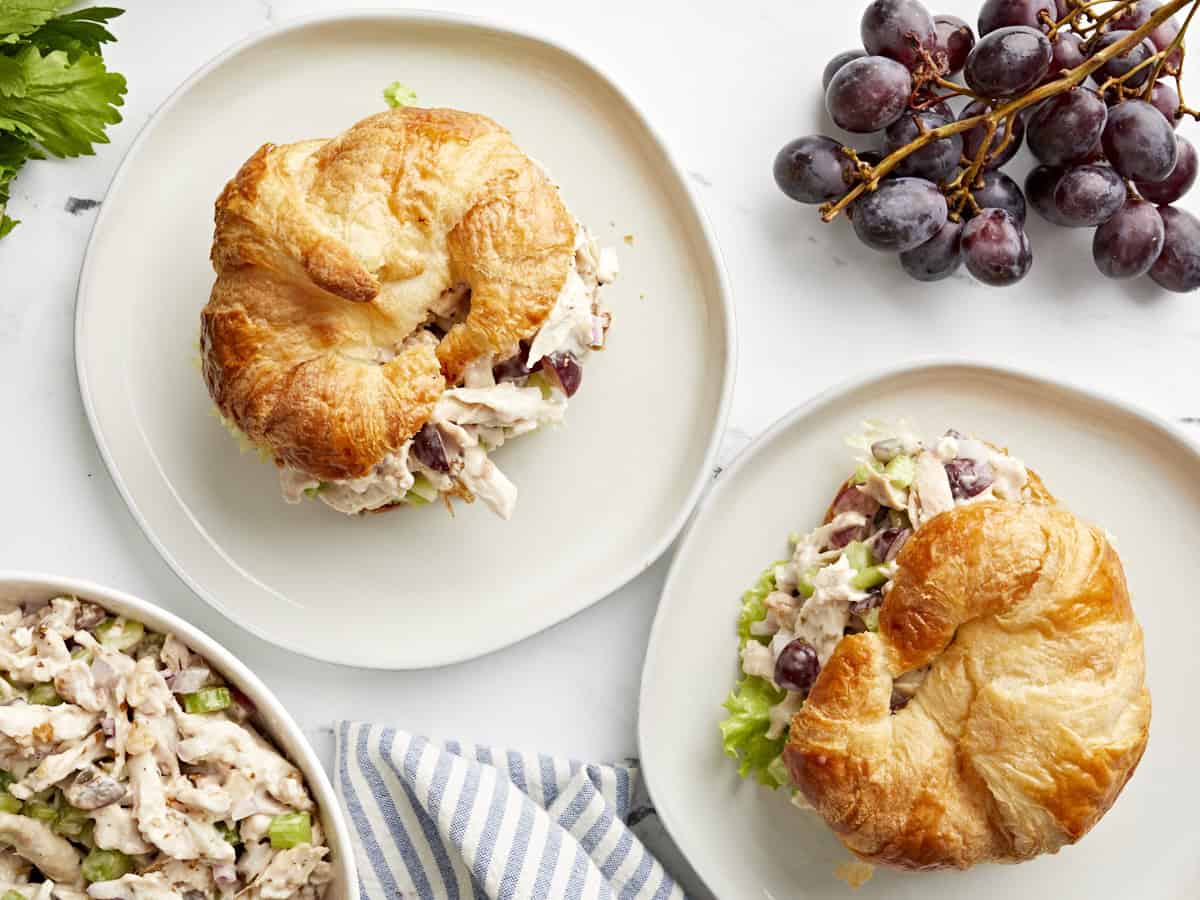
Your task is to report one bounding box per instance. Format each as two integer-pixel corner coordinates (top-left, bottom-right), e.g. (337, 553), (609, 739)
(639, 361), (1200, 899)
(75, 12), (733, 668)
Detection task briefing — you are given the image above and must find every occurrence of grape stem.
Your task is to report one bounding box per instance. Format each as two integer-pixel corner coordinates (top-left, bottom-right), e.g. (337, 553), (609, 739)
(820, 0), (1196, 223)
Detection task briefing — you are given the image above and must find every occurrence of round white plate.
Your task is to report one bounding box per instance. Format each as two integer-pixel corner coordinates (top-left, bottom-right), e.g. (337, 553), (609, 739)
(75, 12), (733, 669)
(639, 361), (1200, 899)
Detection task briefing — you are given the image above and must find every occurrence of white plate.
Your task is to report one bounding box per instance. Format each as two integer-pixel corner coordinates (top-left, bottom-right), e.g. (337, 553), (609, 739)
(639, 361), (1200, 899)
(0, 572), (358, 900)
(75, 11), (733, 669)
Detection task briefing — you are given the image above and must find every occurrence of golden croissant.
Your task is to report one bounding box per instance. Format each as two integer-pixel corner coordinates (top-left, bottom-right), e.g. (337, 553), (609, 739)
(200, 107), (617, 519)
(723, 426), (1149, 871)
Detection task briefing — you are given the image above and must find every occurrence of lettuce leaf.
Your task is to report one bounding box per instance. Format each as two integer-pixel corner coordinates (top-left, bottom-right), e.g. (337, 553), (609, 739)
(0, 0), (72, 43)
(22, 7), (122, 59)
(721, 558), (792, 788)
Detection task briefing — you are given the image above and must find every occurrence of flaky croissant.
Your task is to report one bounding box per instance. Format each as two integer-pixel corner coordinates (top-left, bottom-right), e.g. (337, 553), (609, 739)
(784, 500), (1150, 869)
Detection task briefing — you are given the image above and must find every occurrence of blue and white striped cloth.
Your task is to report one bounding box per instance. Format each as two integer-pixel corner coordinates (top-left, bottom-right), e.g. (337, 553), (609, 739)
(335, 722), (687, 900)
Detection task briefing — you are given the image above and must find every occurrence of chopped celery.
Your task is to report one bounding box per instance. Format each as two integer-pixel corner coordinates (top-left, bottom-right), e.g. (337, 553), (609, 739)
(70, 646), (93, 663)
(268, 811), (312, 849)
(850, 566), (889, 591)
(182, 687), (232, 714)
(217, 821), (241, 846)
(304, 482), (330, 499)
(0, 770), (13, 790)
(407, 473), (438, 503)
(95, 617), (144, 652)
(884, 454), (916, 488)
(81, 848), (132, 883)
(796, 567), (817, 599)
(53, 804), (90, 839)
(3, 890), (28, 900)
(382, 81), (417, 108)
(765, 754), (791, 787)
(525, 370), (553, 399)
(843, 541), (875, 571)
(864, 608), (881, 632)
(24, 798), (58, 825)
(27, 684), (61, 706)
(0, 792), (21, 814)
(135, 632), (165, 660)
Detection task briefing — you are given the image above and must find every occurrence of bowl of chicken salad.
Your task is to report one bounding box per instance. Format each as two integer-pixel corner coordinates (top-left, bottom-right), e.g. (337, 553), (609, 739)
(0, 574), (356, 900)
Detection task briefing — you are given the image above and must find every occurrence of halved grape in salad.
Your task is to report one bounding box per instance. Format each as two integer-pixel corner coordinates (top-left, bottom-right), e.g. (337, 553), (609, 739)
(720, 424), (1030, 789)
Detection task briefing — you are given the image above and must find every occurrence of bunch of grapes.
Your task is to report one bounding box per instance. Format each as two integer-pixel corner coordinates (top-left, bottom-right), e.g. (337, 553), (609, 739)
(774, 0), (1200, 291)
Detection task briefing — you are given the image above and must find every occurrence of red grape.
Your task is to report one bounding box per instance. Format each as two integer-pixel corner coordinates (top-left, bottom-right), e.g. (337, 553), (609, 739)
(852, 177), (949, 252)
(934, 15), (975, 75)
(1053, 164), (1126, 227)
(899, 219), (964, 281)
(1027, 87), (1107, 166)
(1150, 206), (1200, 292)
(1093, 197), (1165, 279)
(861, 0), (939, 70)
(884, 109), (962, 183)
(412, 424), (450, 472)
(774, 136), (857, 203)
(826, 55), (913, 133)
(1103, 99), (1178, 182)
(965, 26), (1053, 98)
(944, 458), (995, 498)
(1026, 164), (1072, 225)
(1136, 136), (1197, 204)
(960, 100), (1026, 168)
(1111, 1), (1184, 70)
(542, 353), (582, 397)
(969, 170), (1027, 224)
(822, 50), (868, 91)
(1091, 32), (1158, 91)
(1044, 31), (1087, 83)
(1149, 80), (1182, 128)
(961, 209), (1033, 285)
(775, 639), (820, 694)
(978, 0), (1056, 35)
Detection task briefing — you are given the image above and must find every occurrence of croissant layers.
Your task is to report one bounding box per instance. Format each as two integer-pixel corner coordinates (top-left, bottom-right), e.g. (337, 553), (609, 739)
(784, 500), (1150, 870)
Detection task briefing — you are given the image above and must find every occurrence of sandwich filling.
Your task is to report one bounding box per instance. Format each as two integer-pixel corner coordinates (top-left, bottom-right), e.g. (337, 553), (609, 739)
(720, 424), (1030, 790)
(277, 227), (617, 520)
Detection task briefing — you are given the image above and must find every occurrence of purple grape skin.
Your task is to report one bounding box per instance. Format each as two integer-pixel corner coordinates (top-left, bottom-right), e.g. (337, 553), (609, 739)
(493, 342), (532, 382)
(899, 219), (963, 281)
(961, 209), (1033, 286)
(1026, 165), (1072, 224)
(1149, 81), (1181, 129)
(944, 459), (995, 498)
(1150, 206), (1200, 292)
(934, 15), (975, 74)
(775, 639), (821, 694)
(884, 109), (962, 183)
(542, 353), (582, 397)
(1044, 31), (1087, 83)
(965, 26), (1053, 98)
(826, 56), (913, 133)
(852, 177), (949, 252)
(978, 0), (1056, 35)
(960, 101), (1026, 169)
(1111, 1), (1184, 69)
(1093, 198), (1165, 279)
(968, 170), (1027, 225)
(1053, 164), (1127, 227)
(861, 0), (939, 70)
(1090, 32), (1158, 91)
(1027, 88), (1107, 166)
(872, 527), (913, 562)
(822, 50), (868, 91)
(1137, 136), (1198, 205)
(773, 136), (857, 204)
(1102, 100), (1178, 182)
(412, 424), (450, 472)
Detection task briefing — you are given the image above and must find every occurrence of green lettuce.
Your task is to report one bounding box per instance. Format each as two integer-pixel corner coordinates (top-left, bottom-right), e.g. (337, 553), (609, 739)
(721, 559), (790, 788)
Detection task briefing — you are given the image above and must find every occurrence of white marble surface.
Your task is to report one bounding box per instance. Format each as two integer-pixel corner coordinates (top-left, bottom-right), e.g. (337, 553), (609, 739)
(1, 0), (1198, 893)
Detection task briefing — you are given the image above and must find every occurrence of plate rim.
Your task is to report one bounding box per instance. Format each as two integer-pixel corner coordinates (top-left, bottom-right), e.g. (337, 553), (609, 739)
(73, 8), (737, 670)
(636, 356), (1200, 897)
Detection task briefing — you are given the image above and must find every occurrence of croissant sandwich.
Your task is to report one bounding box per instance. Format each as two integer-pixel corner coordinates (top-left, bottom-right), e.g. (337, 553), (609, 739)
(200, 107), (617, 519)
(720, 424), (1150, 871)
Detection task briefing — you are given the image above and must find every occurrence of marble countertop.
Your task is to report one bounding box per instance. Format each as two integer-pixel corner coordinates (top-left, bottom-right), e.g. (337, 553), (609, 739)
(1, 1), (1197, 893)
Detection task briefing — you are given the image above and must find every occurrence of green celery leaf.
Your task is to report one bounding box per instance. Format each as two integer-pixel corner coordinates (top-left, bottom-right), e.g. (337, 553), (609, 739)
(23, 7), (123, 59)
(720, 675), (787, 787)
(0, 46), (125, 157)
(0, 0), (72, 43)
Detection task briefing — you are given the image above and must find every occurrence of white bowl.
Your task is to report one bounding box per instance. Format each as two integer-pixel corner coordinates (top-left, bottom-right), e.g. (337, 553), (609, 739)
(0, 571), (358, 900)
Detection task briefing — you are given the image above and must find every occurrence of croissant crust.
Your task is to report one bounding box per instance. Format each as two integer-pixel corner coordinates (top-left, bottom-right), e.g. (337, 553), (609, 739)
(201, 107), (576, 480)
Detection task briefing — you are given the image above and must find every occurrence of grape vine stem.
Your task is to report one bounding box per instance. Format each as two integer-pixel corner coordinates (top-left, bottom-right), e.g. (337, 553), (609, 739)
(820, 0), (1197, 223)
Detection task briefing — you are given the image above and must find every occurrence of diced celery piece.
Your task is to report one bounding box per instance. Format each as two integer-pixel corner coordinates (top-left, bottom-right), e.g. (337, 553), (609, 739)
(25, 799), (58, 825)
(850, 566), (889, 591)
(70, 646), (93, 663)
(135, 632), (165, 660)
(54, 804), (90, 839)
(525, 370), (553, 399)
(864, 608), (881, 632)
(884, 454), (916, 488)
(95, 617), (144, 652)
(81, 848), (133, 883)
(27, 683), (62, 706)
(796, 567), (817, 599)
(407, 473), (438, 503)
(268, 811), (312, 849)
(844, 541), (875, 571)
(182, 687), (232, 714)
(0, 792), (21, 814)
(3, 890), (28, 900)
(0, 770), (13, 790)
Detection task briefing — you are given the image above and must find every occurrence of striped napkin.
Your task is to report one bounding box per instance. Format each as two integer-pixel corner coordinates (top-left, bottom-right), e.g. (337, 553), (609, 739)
(335, 722), (688, 900)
